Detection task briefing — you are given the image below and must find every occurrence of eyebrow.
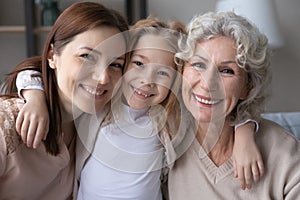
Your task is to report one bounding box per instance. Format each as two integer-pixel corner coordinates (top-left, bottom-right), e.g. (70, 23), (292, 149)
(193, 54), (236, 65)
(193, 54), (209, 62)
(220, 60), (236, 65)
(80, 46), (125, 61)
(80, 47), (102, 56)
(132, 53), (147, 58)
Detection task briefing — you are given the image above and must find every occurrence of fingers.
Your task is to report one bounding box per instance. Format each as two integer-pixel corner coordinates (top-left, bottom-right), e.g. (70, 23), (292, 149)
(233, 160), (238, 178)
(257, 159), (265, 177)
(244, 166), (252, 189)
(20, 119), (30, 145)
(27, 120), (38, 148)
(33, 119), (49, 149)
(16, 111), (49, 149)
(237, 166), (246, 190)
(237, 161), (265, 190)
(251, 164), (260, 183)
(16, 111), (25, 134)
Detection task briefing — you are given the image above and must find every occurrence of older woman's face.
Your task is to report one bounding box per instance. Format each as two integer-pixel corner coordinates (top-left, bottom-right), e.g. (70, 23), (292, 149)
(182, 36), (248, 122)
(49, 26), (126, 115)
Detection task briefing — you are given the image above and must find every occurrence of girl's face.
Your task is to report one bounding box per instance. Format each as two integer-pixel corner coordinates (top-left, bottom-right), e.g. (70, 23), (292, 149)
(122, 34), (176, 110)
(49, 26), (126, 115)
(182, 36), (248, 122)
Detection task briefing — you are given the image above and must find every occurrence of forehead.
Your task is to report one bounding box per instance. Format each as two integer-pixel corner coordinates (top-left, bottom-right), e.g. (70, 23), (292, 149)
(135, 34), (175, 53)
(71, 26), (126, 55)
(193, 36), (237, 61)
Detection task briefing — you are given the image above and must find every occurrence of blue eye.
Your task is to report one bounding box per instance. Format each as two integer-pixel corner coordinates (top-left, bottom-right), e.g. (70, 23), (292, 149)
(191, 62), (206, 70)
(157, 71), (170, 77)
(81, 53), (95, 62)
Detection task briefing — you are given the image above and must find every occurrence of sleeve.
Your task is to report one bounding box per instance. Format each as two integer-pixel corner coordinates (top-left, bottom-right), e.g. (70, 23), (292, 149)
(234, 119), (259, 133)
(0, 102), (8, 176)
(16, 70), (44, 99)
(0, 127), (7, 176)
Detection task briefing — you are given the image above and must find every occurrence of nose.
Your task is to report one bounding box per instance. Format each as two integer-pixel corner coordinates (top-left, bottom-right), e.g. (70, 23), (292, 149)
(200, 66), (220, 92)
(140, 68), (155, 87)
(92, 65), (110, 85)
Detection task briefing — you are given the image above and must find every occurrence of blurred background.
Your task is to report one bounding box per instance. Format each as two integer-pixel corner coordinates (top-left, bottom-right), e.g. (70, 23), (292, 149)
(0, 0), (299, 112)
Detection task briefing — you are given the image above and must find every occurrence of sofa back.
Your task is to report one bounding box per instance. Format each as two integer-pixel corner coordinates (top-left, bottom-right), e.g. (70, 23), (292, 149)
(262, 112), (300, 139)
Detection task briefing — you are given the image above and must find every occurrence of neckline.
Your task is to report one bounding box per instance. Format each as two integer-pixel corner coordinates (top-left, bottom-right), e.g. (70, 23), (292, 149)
(113, 103), (155, 138)
(191, 139), (234, 184)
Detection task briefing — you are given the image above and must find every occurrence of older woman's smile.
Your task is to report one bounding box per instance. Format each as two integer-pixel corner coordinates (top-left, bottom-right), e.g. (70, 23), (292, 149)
(193, 93), (222, 106)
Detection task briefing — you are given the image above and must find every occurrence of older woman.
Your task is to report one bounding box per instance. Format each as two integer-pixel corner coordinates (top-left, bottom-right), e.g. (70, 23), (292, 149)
(168, 12), (300, 199)
(0, 2), (128, 199)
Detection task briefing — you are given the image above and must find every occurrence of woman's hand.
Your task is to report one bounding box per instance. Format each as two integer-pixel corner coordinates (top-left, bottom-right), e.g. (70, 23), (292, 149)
(16, 89), (49, 149)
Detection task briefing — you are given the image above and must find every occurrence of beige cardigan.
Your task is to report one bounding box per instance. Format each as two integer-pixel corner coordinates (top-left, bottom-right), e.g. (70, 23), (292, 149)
(168, 119), (300, 199)
(0, 98), (75, 200)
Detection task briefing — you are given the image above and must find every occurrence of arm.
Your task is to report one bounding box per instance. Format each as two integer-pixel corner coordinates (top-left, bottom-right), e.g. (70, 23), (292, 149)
(232, 120), (264, 190)
(15, 70), (49, 149)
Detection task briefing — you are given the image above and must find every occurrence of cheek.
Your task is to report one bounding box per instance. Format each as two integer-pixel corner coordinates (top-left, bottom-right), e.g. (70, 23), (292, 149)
(158, 86), (171, 100)
(182, 68), (198, 85)
(182, 71), (195, 96)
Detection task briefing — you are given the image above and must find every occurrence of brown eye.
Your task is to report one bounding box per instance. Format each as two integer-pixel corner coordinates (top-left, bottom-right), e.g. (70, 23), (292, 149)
(133, 61), (144, 67)
(109, 62), (123, 69)
(220, 68), (234, 75)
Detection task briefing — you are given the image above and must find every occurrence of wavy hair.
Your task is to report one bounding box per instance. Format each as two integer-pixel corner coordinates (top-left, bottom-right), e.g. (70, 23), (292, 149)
(175, 11), (271, 124)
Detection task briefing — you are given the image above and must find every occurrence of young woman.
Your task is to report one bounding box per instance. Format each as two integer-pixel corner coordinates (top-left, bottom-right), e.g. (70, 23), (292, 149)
(0, 2), (128, 199)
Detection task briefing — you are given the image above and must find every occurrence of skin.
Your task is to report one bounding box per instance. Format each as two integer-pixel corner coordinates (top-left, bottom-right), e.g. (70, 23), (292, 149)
(181, 36), (265, 190)
(122, 34), (176, 110)
(16, 32), (264, 191)
(182, 36), (248, 165)
(182, 36), (248, 124)
(48, 26), (126, 118)
(18, 26), (126, 147)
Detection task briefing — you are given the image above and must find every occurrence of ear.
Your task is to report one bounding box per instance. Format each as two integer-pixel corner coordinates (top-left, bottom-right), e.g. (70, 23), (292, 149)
(47, 44), (57, 69)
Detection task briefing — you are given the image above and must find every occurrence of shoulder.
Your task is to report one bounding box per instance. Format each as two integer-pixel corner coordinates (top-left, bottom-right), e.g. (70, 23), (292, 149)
(0, 97), (24, 155)
(257, 118), (300, 161)
(259, 118), (300, 143)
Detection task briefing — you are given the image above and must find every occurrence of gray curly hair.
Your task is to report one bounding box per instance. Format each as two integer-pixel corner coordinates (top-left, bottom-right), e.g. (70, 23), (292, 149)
(176, 11), (272, 123)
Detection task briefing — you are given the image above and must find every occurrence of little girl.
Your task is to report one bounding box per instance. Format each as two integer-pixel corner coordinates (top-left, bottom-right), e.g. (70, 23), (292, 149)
(15, 18), (263, 198)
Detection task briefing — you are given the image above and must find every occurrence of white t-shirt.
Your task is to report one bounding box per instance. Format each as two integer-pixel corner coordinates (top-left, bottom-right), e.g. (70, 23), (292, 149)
(77, 103), (164, 200)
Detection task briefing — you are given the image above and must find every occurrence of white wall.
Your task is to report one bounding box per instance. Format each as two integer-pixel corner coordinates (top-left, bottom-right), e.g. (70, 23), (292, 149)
(1, 0), (299, 112)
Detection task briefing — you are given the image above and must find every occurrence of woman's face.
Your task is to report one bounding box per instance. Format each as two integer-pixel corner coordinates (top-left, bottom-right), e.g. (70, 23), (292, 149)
(182, 36), (248, 122)
(49, 26), (126, 115)
(122, 34), (176, 110)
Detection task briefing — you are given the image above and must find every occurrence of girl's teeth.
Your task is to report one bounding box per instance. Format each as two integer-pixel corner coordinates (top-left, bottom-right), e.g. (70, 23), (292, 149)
(134, 88), (150, 97)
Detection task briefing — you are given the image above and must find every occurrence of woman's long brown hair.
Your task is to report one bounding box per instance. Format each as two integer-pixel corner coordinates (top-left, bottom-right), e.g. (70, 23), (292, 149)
(1, 2), (129, 155)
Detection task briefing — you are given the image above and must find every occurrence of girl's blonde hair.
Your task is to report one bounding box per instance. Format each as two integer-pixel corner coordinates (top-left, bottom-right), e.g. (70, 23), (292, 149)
(105, 17), (186, 141)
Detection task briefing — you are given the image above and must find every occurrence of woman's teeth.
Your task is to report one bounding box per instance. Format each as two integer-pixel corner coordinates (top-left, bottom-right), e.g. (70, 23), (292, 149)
(195, 96), (219, 105)
(84, 88), (104, 96)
